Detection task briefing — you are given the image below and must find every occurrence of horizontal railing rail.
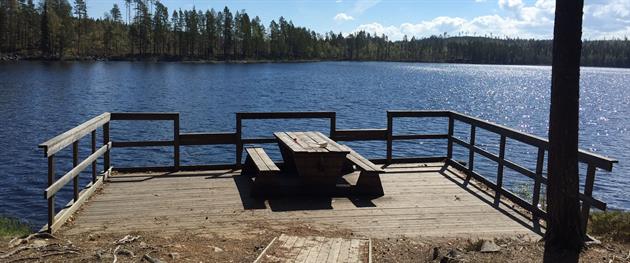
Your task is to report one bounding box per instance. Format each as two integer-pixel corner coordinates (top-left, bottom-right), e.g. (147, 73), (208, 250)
(40, 110), (617, 236)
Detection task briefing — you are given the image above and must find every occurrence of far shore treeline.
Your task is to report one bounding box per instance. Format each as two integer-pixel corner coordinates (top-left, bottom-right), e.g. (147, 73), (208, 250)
(1, 0), (629, 67)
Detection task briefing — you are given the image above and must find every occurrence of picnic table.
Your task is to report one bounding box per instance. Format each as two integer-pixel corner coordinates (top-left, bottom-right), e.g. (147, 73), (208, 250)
(274, 131), (350, 186)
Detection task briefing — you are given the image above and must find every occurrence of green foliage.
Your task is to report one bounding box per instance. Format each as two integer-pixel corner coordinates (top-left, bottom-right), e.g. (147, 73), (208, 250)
(589, 211), (630, 243)
(0, 216), (32, 238)
(0, 0), (629, 67)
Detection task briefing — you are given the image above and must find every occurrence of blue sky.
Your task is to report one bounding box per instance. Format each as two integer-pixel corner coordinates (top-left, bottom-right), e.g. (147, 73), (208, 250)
(87, 0), (630, 40)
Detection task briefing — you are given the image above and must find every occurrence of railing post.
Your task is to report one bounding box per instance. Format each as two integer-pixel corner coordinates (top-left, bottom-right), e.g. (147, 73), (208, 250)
(103, 122), (110, 173)
(532, 147), (545, 227)
(386, 112), (393, 164)
(468, 125), (476, 173)
(580, 164), (597, 236)
(447, 116), (454, 159)
(330, 113), (336, 138)
(174, 115), (180, 171)
(236, 113), (243, 168)
(91, 130), (97, 183)
(72, 141), (79, 201)
(496, 135), (506, 200)
(47, 155), (55, 233)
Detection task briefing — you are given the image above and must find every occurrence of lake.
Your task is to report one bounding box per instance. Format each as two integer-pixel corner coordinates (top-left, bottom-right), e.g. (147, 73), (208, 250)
(0, 61), (628, 227)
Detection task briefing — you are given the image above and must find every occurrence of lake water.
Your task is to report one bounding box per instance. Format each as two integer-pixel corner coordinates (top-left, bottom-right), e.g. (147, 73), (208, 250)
(0, 61), (628, 227)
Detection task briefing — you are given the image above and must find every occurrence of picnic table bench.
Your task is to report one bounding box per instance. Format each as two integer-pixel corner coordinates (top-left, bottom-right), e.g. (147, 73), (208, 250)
(242, 147), (281, 196)
(243, 131), (384, 196)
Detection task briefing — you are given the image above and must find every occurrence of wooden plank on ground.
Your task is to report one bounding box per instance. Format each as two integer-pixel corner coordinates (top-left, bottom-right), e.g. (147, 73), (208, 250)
(256, 234), (370, 263)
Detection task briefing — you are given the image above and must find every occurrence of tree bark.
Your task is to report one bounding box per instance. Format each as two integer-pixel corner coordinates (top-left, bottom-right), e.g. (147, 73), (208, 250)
(544, 0), (585, 262)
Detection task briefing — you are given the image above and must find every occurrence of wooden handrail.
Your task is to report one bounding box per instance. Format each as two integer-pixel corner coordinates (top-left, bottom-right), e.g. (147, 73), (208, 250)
(449, 111), (617, 171)
(38, 113), (111, 157)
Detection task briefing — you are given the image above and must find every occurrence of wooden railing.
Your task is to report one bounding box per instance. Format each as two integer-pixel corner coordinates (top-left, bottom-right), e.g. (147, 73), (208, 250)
(38, 113), (112, 233)
(40, 110), (617, 234)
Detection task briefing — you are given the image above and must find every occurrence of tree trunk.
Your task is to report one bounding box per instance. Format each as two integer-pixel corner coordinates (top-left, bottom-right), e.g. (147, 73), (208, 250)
(544, 0), (584, 262)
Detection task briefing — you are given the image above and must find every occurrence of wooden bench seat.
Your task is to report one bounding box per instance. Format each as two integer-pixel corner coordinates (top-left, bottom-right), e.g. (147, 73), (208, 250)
(242, 147), (280, 196)
(341, 146), (385, 196)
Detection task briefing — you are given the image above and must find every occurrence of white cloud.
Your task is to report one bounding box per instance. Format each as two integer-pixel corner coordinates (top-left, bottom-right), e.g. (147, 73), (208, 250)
(334, 13), (355, 21)
(588, 0), (630, 18)
(498, 0), (524, 10)
(353, 0), (629, 40)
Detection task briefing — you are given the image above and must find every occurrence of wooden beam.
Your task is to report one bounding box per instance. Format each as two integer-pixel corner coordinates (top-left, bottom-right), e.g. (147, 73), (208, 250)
(236, 111), (335, 119)
(112, 140), (173, 147)
(179, 132), (237, 145)
(110, 112), (178, 120)
(45, 142), (111, 199)
(39, 113), (110, 157)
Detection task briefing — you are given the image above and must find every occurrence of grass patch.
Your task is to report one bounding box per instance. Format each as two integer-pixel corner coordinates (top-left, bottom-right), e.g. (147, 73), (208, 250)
(0, 216), (32, 238)
(589, 211), (630, 243)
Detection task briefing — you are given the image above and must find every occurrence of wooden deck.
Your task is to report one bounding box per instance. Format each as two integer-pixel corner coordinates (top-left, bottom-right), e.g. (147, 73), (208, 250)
(62, 162), (540, 239)
(255, 234), (371, 263)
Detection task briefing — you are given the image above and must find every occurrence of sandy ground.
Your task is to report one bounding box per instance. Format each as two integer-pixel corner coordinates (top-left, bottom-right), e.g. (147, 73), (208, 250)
(1, 221), (628, 263)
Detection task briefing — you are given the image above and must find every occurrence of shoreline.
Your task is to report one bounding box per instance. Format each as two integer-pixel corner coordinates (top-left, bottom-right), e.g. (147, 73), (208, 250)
(2, 54), (629, 69)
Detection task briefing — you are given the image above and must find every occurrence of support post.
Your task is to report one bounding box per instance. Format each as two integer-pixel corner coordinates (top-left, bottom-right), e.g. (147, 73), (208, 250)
(47, 155), (55, 233)
(174, 116), (180, 171)
(72, 141), (79, 201)
(386, 112), (393, 164)
(91, 130), (97, 183)
(468, 125), (476, 173)
(236, 114), (243, 168)
(103, 122), (110, 172)
(496, 135), (506, 200)
(447, 116), (454, 159)
(330, 113), (336, 138)
(580, 165), (596, 236)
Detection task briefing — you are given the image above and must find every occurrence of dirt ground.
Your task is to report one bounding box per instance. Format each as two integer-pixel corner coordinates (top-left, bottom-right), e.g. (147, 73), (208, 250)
(1, 221), (628, 262)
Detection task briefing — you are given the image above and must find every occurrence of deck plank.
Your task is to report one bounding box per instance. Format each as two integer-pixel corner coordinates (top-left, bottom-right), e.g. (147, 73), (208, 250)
(62, 162), (539, 239)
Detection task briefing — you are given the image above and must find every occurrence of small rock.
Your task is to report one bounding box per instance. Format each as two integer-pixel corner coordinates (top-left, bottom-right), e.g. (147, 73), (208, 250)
(118, 248), (135, 257)
(440, 249), (463, 263)
(88, 234), (96, 241)
(479, 240), (501, 253)
(30, 239), (48, 248)
(140, 241), (148, 248)
(212, 246), (224, 253)
(432, 247), (440, 260)
(143, 253), (165, 263)
(169, 252), (180, 259)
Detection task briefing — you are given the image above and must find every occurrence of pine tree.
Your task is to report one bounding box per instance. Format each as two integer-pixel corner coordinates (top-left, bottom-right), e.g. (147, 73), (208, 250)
(222, 6), (232, 59)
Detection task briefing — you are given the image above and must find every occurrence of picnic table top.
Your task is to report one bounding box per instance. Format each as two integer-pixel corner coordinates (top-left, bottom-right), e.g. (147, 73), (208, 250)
(274, 131), (350, 154)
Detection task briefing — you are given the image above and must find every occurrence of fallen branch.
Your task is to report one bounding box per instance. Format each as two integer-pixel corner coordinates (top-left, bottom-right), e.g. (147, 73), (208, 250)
(143, 251), (164, 263)
(0, 245), (35, 259)
(8, 233), (57, 248)
(6, 250), (80, 263)
(115, 235), (140, 245)
(112, 245), (121, 263)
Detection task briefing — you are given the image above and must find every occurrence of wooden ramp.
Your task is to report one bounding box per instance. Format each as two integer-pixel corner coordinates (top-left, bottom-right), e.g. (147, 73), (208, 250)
(61, 162), (540, 239)
(255, 234), (370, 263)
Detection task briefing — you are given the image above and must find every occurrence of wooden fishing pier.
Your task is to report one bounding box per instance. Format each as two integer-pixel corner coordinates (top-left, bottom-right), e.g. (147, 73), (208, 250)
(38, 111), (616, 240)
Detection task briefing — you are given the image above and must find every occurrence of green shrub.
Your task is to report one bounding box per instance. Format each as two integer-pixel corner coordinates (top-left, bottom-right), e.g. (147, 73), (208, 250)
(0, 216), (32, 238)
(589, 211), (630, 243)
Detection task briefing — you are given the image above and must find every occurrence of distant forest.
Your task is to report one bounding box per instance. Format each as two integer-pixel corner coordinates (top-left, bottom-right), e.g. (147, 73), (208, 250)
(1, 0), (630, 67)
